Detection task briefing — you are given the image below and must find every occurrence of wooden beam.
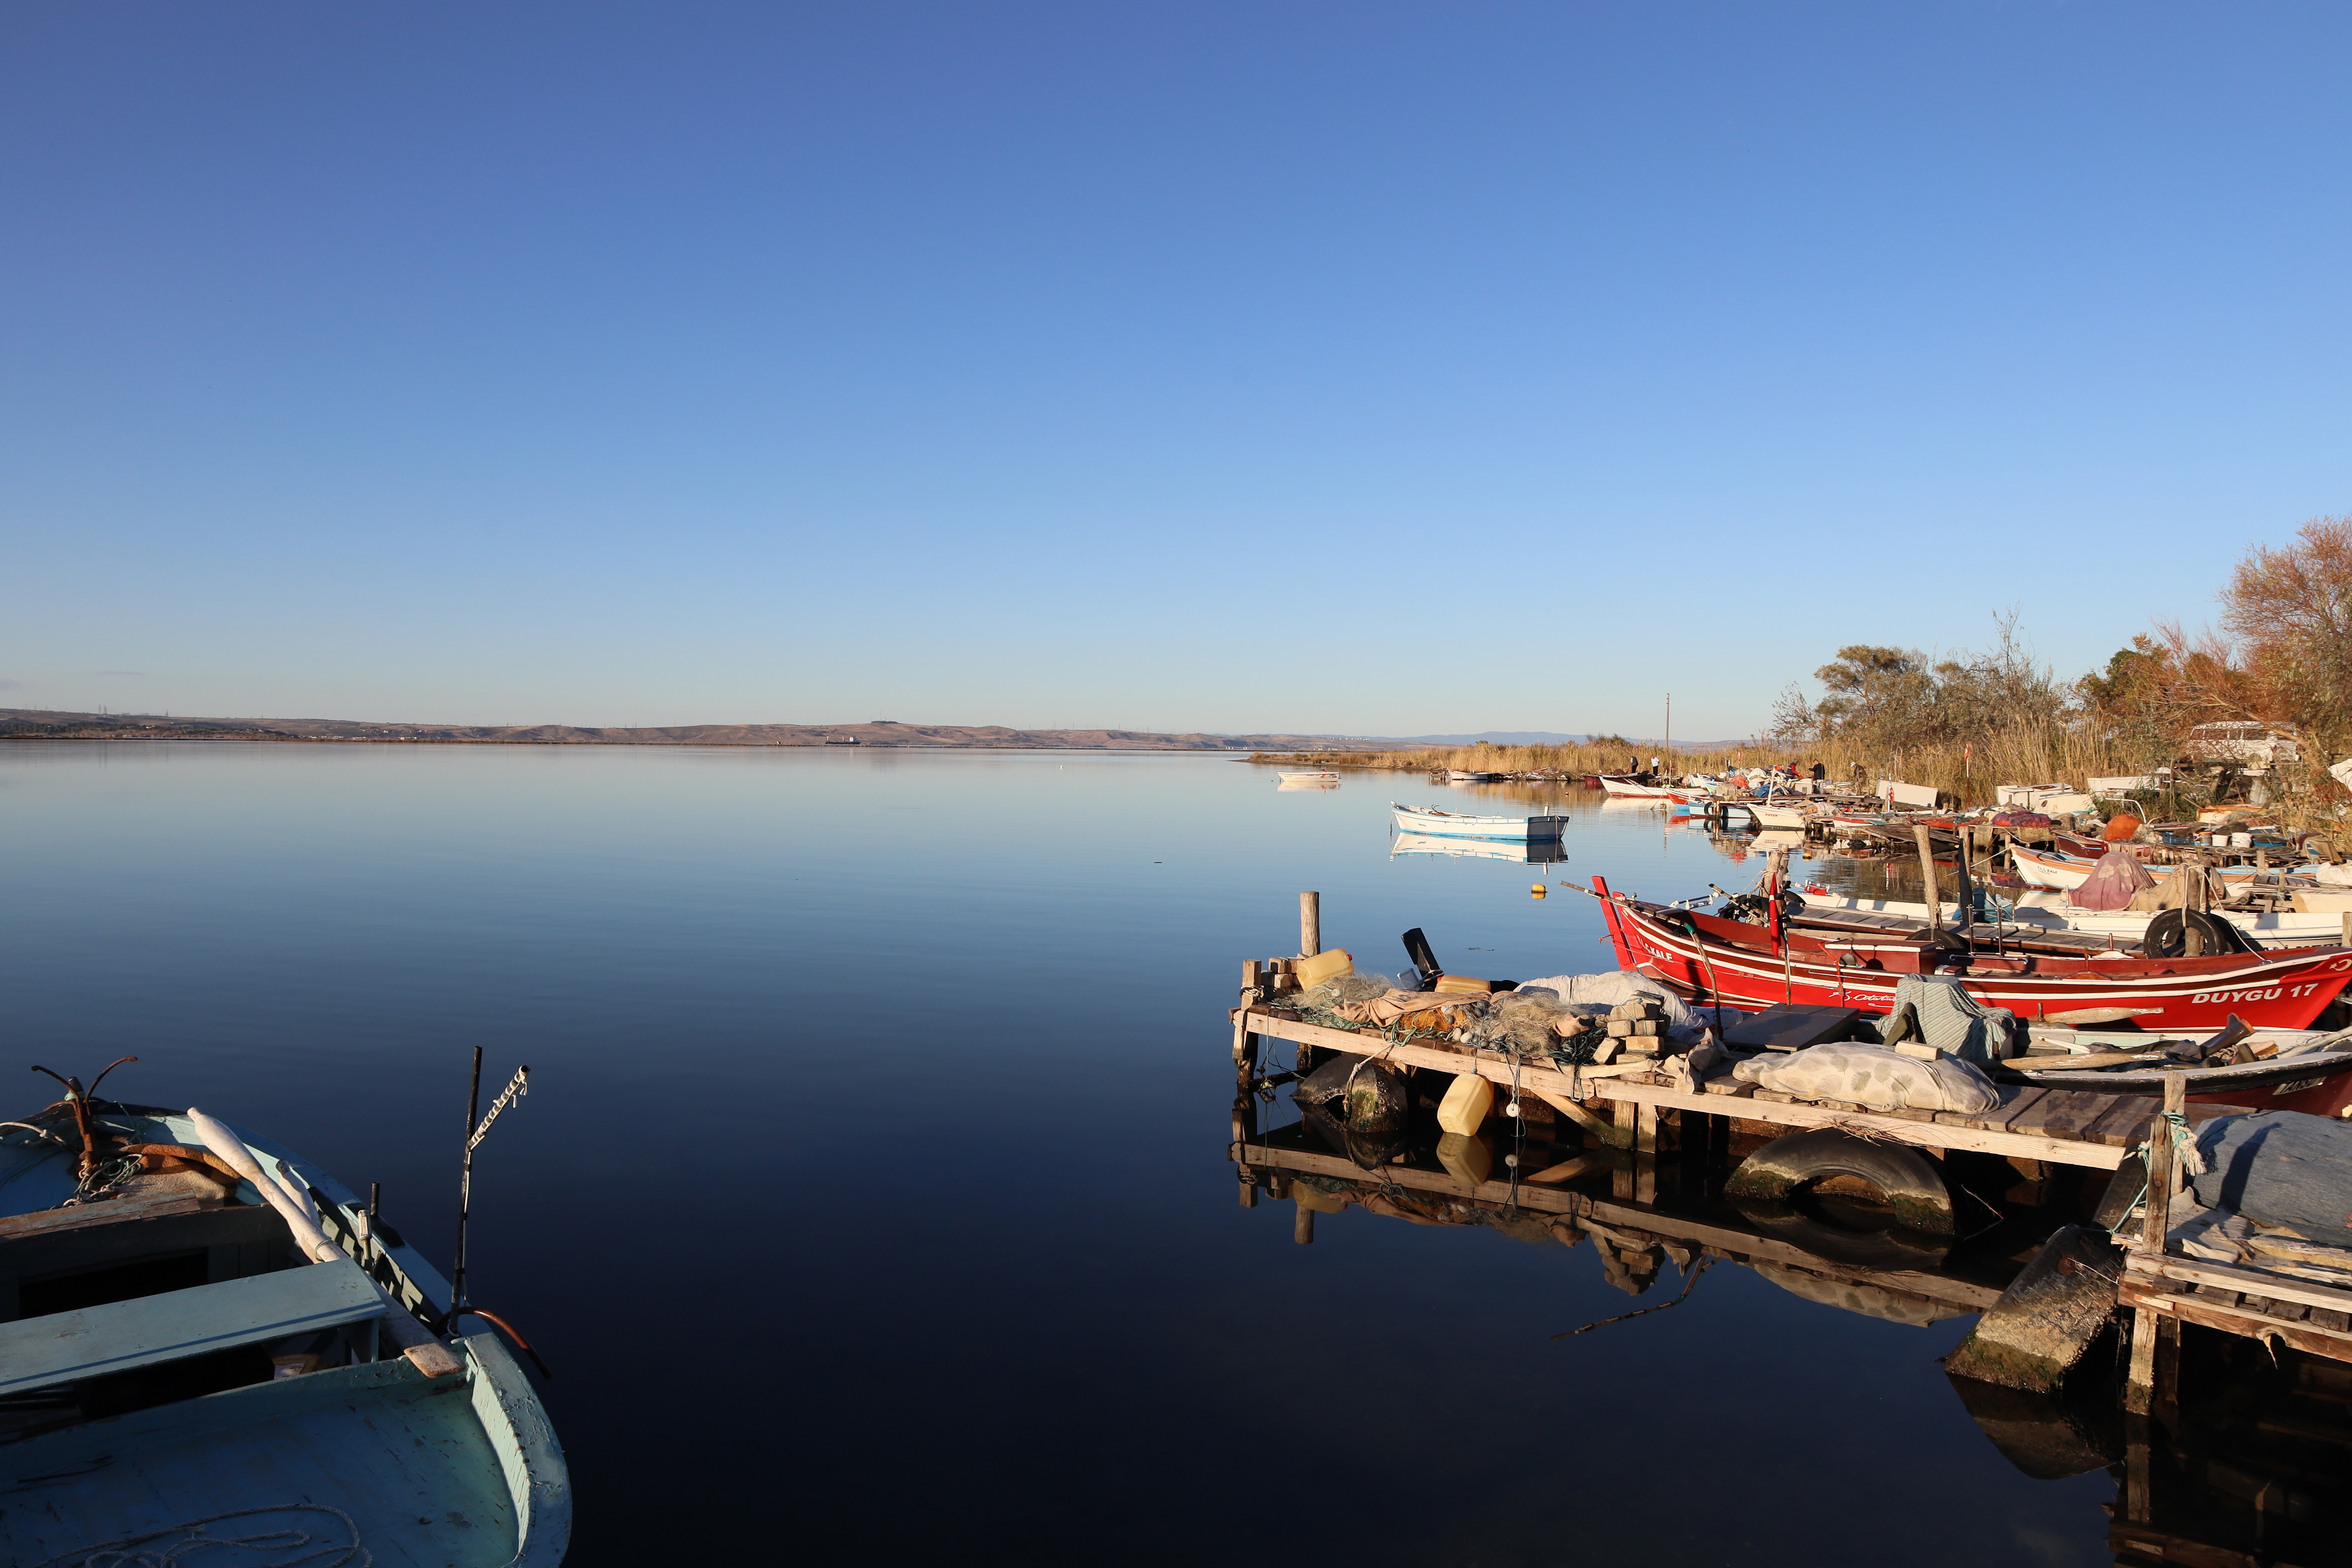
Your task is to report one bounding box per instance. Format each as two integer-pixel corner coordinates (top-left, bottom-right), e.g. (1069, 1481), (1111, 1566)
(2127, 1254), (2352, 1318)
(2120, 1279), (2352, 1364)
(1522, 1153), (1604, 1186)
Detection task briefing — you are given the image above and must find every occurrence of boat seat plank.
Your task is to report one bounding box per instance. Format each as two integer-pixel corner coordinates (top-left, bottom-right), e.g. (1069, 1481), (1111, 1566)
(0, 1258), (383, 1395)
(0, 1189), (222, 1244)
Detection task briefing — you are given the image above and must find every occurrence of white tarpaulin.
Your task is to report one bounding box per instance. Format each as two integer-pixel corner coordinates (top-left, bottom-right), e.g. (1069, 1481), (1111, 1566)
(1516, 971), (1708, 1044)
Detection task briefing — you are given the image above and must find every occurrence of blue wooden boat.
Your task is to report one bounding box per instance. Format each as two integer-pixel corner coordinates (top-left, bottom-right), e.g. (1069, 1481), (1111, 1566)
(0, 1080), (568, 1565)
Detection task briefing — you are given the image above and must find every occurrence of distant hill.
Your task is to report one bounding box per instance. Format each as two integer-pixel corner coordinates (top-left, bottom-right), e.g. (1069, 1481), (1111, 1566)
(1383, 730), (1589, 745)
(0, 709), (1414, 752)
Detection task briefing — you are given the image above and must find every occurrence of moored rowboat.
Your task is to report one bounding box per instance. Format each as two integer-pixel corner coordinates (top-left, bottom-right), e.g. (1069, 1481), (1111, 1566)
(0, 1083), (568, 1566)
(1391, 803), (1567, 842)
(1597, 775), (1680, 799)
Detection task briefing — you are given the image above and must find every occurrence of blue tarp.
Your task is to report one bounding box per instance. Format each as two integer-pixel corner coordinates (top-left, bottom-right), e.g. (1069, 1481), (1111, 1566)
(2191, 1111), (2352, 1248)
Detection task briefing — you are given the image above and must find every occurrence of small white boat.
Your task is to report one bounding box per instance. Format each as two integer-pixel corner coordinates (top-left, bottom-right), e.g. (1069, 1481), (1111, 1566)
(2009, 842), (2309, 892)
(1391, 803), (1566, 841)
(1277, 770), (1341, 784)
(1597, 775), (1681, 800)
(1748, 799), (1812, 831)
(1448, 770), (1505, 783)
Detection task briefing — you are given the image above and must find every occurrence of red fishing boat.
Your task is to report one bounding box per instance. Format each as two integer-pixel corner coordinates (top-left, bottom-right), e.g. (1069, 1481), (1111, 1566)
(1588, 875), (2352, 1113)
(1588, 874), (2352, 1035)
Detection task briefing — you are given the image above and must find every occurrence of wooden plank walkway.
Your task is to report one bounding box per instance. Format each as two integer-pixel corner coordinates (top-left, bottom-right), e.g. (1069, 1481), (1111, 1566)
(1234, 1004), (2158, 1170)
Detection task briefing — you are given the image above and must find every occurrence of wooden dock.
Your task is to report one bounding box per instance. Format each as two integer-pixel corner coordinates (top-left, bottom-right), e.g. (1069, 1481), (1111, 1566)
(1233, 1004), (2188, 1171)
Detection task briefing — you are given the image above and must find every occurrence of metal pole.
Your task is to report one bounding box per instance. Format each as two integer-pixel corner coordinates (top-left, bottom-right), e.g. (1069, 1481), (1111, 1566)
(451, 1046), (483, 1315)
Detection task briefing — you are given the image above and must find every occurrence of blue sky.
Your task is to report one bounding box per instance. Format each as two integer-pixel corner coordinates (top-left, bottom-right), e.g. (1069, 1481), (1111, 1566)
(4, 4), (2346, 738)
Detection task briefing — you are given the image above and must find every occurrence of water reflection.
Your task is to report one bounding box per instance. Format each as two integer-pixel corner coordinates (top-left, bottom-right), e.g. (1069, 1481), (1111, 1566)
(1232, 1081), (2352, 1564)
(1388, 830), (1569, 865)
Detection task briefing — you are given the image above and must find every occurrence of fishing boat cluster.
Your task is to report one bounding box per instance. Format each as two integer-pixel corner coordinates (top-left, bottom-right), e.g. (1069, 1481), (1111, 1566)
(1230, 766), (2352, 1556)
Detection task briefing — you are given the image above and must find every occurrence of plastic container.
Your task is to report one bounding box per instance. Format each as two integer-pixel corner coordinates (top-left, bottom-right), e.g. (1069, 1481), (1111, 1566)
(1436, 1072), (1493, 1135)
(1294, 948), (1354, 989)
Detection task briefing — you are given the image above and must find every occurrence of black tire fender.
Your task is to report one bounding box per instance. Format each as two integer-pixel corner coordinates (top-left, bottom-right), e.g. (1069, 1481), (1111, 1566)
(2142, 908), (2243, 958)
(1724, 1127), (1954, 1236)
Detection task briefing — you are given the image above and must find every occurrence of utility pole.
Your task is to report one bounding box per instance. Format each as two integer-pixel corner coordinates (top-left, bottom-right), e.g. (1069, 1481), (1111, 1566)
(1664, 693), (1671, 756)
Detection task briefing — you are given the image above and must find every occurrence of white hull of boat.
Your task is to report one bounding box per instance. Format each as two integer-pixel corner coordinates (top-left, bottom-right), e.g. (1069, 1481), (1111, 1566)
(1748, 801), (1810, 830)
(2009, 842), (2305, 893)
(1806, 891), (2348, 950)
(1391, 803), (1566, 841)
(1597, 775), (1680, 799)
(1277, 771), (1341, 784)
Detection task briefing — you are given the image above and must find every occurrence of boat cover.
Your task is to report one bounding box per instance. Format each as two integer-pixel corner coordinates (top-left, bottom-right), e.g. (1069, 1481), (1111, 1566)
(1516, 971), (1706, 1044)
(2191, 1111), (2352, 1248)
(1893, 975), (2017, 1065)
(2073, 848), (2156, 911)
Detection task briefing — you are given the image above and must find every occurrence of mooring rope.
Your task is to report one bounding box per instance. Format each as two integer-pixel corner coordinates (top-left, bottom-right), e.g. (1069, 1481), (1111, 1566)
(2109, 1107), (2208, 1240)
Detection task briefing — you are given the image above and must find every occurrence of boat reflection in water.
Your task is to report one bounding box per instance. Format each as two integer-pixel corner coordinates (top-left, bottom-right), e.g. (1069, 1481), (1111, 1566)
(1276, 776), (1340, 791)
(1388, 830), (1568, 866)
(1229, 1086), (2352, 1565)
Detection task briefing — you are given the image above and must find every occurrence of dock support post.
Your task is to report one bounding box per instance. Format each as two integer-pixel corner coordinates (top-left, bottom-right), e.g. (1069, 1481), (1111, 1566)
(1294, 1205), (1314, 1244)
(2124, 1415), (2151, 1524)
(2127, 1072), (2188, 1414)
(2155, 1314), (2180, 1417)
(1300, 892), (1321, 959)
(1913, 825), (1943, 932)
(2126, 1308), (2160, 1415)
(2342, 911), (2350, 949)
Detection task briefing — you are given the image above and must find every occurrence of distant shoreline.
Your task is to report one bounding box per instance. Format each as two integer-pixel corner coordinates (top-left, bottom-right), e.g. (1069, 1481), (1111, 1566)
(0, 708), (1407, 753)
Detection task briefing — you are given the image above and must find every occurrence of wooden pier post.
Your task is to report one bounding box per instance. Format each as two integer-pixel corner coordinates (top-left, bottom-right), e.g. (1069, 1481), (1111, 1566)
(1913, 825), (1943, 931)
(1299, 892), (1321, 959)
(1953, 832), (1974, 932)
(2127, 1071), (2188, 1413)
(1294, 1205), (1314, 1244)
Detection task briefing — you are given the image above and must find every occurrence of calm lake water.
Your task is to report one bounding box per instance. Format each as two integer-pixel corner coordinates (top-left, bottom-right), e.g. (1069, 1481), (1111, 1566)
(0, 743), (2278, 1564)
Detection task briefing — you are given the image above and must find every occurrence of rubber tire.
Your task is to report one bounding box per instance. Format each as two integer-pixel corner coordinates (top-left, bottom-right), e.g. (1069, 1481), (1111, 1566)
(1723, 1127), (1955, 1236)
(2142, 908), (2245, 959)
